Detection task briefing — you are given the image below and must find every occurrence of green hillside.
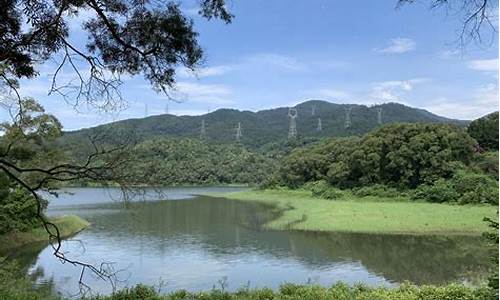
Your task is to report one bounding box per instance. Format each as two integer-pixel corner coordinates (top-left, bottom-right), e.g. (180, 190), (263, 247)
(62, 100), (467, 148)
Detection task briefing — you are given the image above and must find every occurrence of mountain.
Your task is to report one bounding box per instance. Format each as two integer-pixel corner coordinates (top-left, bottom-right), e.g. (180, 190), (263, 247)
(62, 100), (468, 148)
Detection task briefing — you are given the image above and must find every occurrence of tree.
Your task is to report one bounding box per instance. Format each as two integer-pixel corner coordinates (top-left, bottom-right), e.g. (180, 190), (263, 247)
(468, 111), (499, 151)
(1, 0), (231, 109)
(0, 0), (232, 289)
(398, 0), (498, 47)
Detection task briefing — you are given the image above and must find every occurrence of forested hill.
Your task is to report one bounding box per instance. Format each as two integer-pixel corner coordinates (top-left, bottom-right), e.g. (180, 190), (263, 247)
(62, 100), (467, 148)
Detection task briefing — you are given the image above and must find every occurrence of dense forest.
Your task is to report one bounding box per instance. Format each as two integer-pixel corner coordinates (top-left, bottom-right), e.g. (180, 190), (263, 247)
(271, 115), (498, 205)
(59, 100), (477, 187)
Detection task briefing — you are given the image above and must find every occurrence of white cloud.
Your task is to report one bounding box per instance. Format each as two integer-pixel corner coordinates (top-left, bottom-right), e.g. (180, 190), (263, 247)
(374, 38), (416, 54)
(439, 49), (461, 60)
(245, 53), (307, 71)
(370, 78), (428, 102)
(467, 59), (499, 71)
(177, 65), (236, 78)
(170, 82), (234, 105)
(423, 83), (499, 119)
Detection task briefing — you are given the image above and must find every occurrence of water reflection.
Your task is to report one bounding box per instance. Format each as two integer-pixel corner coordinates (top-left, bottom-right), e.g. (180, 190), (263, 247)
(5, 187), (491, 296)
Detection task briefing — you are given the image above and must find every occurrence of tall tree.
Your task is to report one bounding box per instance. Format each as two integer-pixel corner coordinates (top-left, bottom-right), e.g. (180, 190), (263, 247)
(0, 0), (231, 290)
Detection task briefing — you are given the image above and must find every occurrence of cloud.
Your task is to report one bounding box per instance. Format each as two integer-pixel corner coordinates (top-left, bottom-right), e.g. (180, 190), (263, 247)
(177, 65), (236, 78)
(467, 59), (499, 71)
(245, 53), (307, 71)
(374, 38), (416, 54)
(369, 78), (428, 102)
(423, 83), (499, 119)
(439, 49), (461, 60)
(170, 82), (234, 105)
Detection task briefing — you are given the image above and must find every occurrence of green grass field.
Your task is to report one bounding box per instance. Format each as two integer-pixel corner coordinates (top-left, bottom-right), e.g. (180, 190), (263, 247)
(217, 189), (497, 235)
(0, 215), (89, 251)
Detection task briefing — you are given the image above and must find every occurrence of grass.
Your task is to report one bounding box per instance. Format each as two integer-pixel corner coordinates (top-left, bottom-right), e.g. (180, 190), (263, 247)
(216, 189), (497, 235)
(0, 215), (89, 251)
(93, 282), (494, 300)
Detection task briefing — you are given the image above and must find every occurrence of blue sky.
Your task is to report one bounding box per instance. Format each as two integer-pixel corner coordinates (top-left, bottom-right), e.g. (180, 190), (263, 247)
(14, 0), (500, 130)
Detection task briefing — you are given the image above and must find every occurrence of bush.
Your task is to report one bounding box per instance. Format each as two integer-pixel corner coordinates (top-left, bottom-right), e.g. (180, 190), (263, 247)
(468, 111), (498, 151)
(88, 282), (495, 300)
(411, 171), (498, 205)
(0, 173), (47, 234)
(411, 179), (459, 203)
(352, 184), (405, 198)
(471, 151), (499, 180)
(303, 180), (344, 200)
(452, 171), (499, 205)
(279, 124), (478, 189)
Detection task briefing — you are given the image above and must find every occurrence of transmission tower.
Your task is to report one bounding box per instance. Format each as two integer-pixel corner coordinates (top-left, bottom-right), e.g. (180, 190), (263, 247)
(317, 118), (322, 131)
(200, 119), (206, 139)
(311, 104), (316, 116)
(235, 122), (242, 142)
(288, 107), (298, 139)
(144, 103), (149, 117)
(377, 107), (383, 125)
(165, 102), (169, 114)
(344, 106), (352, 129)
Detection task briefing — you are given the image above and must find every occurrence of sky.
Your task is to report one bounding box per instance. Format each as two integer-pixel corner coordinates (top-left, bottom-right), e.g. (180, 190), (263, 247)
(11, 0), (500, 130)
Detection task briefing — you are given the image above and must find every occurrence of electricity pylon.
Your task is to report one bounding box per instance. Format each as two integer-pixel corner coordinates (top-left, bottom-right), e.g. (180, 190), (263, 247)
(288, 107), (298, 139)
(235, 122), (242, 142)
(344, 106), (352, 129)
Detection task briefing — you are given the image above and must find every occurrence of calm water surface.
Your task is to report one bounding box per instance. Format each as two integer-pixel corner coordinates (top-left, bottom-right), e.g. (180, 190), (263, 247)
(11, 187), (491, 297)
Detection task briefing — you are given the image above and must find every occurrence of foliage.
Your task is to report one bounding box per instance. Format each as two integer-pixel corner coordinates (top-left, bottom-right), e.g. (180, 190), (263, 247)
(352, 184), (406, 198)
(468, 112), (499, 151)
(412, 171), (499, 205)
(1, 0), (230, 100)
(123, 138), (276, 185)
(471, 151), (499, 180)
(92, 282), (494, 300)
(483, 217), (499, 297)
(0, 261), (59, 300)
(278, 123), (478, 189)
(0, 178), (45, 234)
(303, 180), (345, 199)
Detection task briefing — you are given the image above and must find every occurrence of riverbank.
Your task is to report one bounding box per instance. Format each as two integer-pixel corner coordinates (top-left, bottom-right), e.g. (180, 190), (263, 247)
(0, 215), (89, 251)
(217, 189), (497, 235)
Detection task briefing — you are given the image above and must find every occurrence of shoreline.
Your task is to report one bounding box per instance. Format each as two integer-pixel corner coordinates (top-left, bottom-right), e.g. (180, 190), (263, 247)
(215, 189), (497, 236)
(0, 215), (90, 252)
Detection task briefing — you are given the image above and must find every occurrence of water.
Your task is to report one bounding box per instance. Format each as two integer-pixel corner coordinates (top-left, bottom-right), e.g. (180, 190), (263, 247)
(9, 187), (491, 297)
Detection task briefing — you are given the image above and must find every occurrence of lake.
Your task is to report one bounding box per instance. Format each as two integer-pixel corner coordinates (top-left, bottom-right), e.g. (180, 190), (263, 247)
(10, 187), (491, 297)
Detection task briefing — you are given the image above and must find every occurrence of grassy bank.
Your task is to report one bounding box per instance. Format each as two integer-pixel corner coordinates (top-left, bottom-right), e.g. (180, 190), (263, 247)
(217, 189), (497, 235)
(0, 215), (89, 251)
(93, 283), (494, 300)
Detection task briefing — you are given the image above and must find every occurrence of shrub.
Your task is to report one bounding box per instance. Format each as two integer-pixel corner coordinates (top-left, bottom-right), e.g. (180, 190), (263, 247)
(352, 184), (404, 198)
(0, 173), (47, 234)
(411, 171), (498, 205)
(87, 282), (495, 300)
(471, 151), (499, 180)
(303, 180), (344, 200)
(468, 111), (499, 151)
(411, 179), (459, 203)
(452, 171), (499, 205)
